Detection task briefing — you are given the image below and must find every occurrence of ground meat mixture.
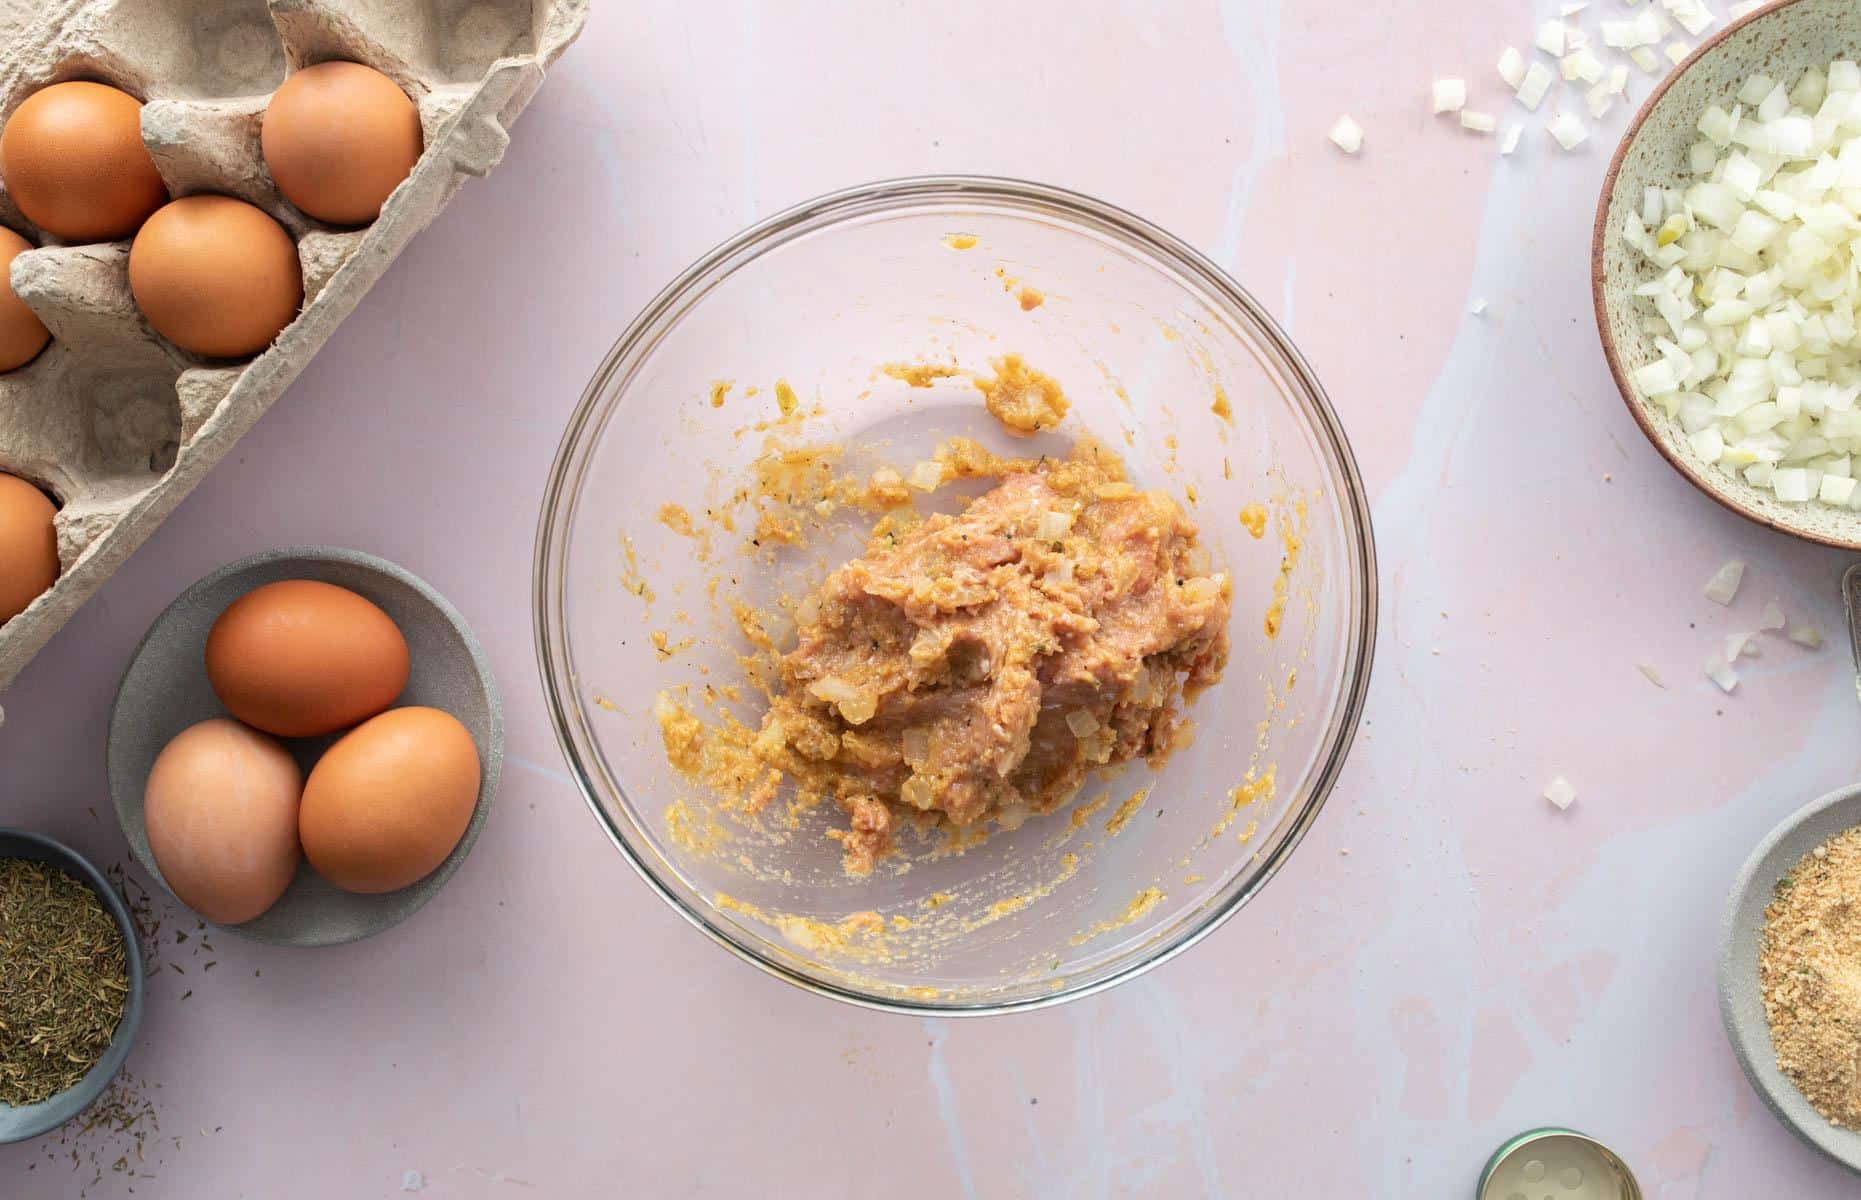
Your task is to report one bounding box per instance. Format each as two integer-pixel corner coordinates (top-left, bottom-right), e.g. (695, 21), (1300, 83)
(744, 436), (1231, 873)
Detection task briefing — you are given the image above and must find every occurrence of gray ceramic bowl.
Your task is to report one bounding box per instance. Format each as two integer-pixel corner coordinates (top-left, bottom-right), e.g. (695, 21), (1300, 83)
(1594, 0), (1861, 549)
(0, 829), (144, 1144)
(1719, 781), (1861, 1174)
(107, 547), (503, 947)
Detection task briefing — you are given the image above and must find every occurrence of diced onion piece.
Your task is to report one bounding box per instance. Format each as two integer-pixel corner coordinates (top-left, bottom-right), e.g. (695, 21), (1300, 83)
(1548, 112), (1588, 150)
(1498, 46), (1527, 89)
(908, 460), (944, 491)
(1773, 467), (1813, 502)
(1637, 662), (1666, 689)
(1500, 124), (1523, 155)
(1536, 21), (1567, 56)
(1787, 624), (1824, 649)
(901, 727), (930, 765)
(1064, 709), (1101, 738)
(1704, 559), (1745, 605)
(1688, 426), (1725, 462)
(1605, 11), (1664, 48)
(1758, 599), (1786, 631)
(1036, 509), (1075, 539)
(1587, 84), (1615, 119)
(1433, 78), (1467, 114)
(1469, 297), (1488, 315)
(1543, 776), (1578, 811)
(1460, 109), (1497, 133)
(809, 677), (878, 724)
(1518, 62), (1554, 110)
(1564, 48), (1605, 84)
(1667, 0), (1715, 37)
(1630, 46), (1661, 73)
(795, 594), (821, 628)
(1328, 114), (1364, 153)
(1706, 656), (1740, 692)
(900, 774), (936, 809)
(995, 802), (1031, 831)
(1737, 75), (1775, 105)
(1666, 42), (1691, 66)
(1821, 474), (1858, 505)
(1725, 631), (1760, 661)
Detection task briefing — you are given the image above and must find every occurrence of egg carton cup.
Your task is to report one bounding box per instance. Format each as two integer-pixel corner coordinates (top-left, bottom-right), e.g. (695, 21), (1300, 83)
(0, 0), (587, 692)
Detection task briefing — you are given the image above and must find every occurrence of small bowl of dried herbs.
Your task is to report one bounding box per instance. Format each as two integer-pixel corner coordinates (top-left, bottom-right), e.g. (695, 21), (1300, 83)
(0, 829), (143, 1144)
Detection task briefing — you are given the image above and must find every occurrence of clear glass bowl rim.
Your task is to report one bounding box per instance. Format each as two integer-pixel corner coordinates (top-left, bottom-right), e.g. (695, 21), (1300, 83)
(533, 174), (1379, 1016)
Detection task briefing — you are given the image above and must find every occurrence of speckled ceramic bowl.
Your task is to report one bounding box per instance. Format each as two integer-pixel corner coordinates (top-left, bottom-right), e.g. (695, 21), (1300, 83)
(1719, 781), (1861, 1174)
(1594, 0), (1861, 549)
(0, 829), (144, 1145)
(107, 547), (503, 947)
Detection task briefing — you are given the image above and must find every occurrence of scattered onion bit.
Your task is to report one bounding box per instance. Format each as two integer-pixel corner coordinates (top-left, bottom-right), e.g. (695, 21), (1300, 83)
(1498, 46), (1527, 89)
(1706, 656), (1740, 692)
(1500, 125), (1524, 155)
(1328, 115), (1364, 154)
(1787, 624), (1824, 649)
(1703, 559), (1745, 606)
(1759, 599), (1786, 631)
(1461, 110), (1497, 133)
(1548, 111), (1589, 150)
(1543, 776), (1578, 811)
(1433, 78), (1468, 114)
(1725, 631), (1760, 661)
(1664, 0), (1715, 38)
(1518, 62), (1554, 110)
(1637, 662), (1666, 689)
(1562, 48), (1605, 84)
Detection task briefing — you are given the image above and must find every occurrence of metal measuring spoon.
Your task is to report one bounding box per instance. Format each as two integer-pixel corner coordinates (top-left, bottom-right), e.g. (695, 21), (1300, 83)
(1845, 565), (1861, 703)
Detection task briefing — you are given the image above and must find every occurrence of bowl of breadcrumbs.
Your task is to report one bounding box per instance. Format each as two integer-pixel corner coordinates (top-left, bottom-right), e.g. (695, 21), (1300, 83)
(1722, 781), (1861, 1174)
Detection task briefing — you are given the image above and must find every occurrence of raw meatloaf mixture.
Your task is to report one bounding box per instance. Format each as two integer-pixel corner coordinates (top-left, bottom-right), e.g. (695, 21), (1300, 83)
(749, 437), (1231, 873)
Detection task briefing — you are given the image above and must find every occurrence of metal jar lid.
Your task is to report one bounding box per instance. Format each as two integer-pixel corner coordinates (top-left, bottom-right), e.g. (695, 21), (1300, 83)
(1478, 1128), (1641, 1200)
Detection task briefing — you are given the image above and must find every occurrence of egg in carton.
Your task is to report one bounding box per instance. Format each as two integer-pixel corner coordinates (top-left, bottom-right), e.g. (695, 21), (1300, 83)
(0, 0), (587, 693)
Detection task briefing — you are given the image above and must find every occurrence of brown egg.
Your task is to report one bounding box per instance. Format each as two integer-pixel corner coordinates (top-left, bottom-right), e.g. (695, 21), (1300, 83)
(205, 579), (409, 737)
(0, 227), (49, 371)
(0, 472), (57, 623)
(144, 718), (303, 925)
(262, 62), (422, 226)
(300, 707), (480, 894)
(0, 81), (167, 242)
(128, 195), (301, 358)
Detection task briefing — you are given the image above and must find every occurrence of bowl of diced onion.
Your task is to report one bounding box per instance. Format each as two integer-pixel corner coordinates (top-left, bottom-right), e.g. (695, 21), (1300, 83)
(1595, 0), (1861, 548)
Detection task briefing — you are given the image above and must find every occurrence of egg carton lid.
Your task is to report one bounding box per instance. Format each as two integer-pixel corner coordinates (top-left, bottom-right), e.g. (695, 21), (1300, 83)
(0, 0), (587, 691)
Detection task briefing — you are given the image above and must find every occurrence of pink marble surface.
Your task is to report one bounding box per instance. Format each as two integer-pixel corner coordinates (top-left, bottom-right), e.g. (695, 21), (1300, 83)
(4, 1), (1859, 1195)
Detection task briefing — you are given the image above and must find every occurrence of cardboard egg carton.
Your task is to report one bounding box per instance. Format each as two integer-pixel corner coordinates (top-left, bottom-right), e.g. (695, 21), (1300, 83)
(0, 0), (586, 691)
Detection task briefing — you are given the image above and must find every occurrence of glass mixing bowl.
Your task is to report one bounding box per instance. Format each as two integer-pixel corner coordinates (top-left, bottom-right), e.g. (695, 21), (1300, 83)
(535, 177), (1376, 1014)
